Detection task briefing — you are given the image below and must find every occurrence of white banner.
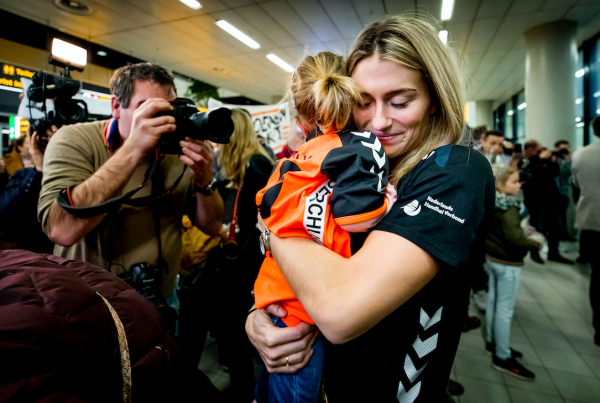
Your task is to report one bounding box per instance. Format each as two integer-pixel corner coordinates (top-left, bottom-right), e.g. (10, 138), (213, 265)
(208, 98), (291, 153)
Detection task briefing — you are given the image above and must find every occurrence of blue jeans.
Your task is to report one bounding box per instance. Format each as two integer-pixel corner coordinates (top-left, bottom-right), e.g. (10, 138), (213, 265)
(264, 316), (325, 403)
(485, 259), (522, 360)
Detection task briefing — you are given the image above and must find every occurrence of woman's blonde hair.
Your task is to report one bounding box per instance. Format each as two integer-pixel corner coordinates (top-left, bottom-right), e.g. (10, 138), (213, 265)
(347, 15), (467, 187)
(288, 51), (362, 135)
(218, 109), (273, 184)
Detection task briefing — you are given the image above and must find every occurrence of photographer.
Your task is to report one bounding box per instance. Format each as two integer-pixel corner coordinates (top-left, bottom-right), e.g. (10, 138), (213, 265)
(0, 125), (57, 253)
(522, 140), (571, 264)
(37, 62), (224, 306)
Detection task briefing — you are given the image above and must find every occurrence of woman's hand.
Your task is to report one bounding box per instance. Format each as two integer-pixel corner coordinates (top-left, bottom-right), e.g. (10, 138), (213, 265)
(246, 303), (319, 374)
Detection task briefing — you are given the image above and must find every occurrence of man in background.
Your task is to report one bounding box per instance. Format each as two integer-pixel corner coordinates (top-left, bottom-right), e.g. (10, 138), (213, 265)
(572, 116), (600, 345)
(523, 140), (571, 264)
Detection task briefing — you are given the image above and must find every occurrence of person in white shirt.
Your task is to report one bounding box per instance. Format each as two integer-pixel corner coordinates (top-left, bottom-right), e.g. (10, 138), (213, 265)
(571, 116), (600, 346)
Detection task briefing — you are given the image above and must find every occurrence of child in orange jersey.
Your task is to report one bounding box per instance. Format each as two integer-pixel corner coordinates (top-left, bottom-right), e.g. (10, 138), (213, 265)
(254, 52), (396, 403)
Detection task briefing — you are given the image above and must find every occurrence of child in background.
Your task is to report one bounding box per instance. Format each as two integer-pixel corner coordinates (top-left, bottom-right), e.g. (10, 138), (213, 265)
(485, 165), (540, 381)
(254, 52), (395, 403)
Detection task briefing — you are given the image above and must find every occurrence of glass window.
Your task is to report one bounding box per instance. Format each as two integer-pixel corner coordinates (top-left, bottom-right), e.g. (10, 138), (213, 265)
(516, 91), (526, 144)
(504, 98), (514, 140)
(591, 38), (600, 144)
(576, 50), (585, 149)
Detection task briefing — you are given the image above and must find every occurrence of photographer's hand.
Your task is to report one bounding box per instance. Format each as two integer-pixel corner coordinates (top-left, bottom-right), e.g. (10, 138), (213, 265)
(180, 138), (224, 236)
(124, 98), (176, 158)
(179, 137), (213, 188)
(30, 126), (58, 173)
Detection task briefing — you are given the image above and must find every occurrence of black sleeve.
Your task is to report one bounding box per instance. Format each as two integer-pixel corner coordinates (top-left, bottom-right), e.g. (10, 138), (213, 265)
(375, 146), (495, 270)
(321, 131), (388, 223)
(0, 168), (43, 229)
(238, 155), (274, 232)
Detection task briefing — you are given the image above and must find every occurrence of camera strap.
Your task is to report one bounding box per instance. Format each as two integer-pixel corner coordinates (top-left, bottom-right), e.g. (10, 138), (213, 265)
(228, 182), (243, 241)
(57, 120), (186, 217)
(151, 158), (168, 274)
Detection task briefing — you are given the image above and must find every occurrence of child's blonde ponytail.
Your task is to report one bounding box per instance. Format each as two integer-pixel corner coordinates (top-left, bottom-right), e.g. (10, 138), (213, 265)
(288, 52), (362, 135)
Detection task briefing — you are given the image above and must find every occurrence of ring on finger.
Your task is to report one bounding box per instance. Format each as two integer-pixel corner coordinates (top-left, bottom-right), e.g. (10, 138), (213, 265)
(286, 356), (290, 367)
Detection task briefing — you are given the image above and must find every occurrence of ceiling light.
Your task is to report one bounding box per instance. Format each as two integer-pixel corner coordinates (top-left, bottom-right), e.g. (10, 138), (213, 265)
(439, 30), (448, 45)
(51, 38), (87, 70)
(97, 50), (107, 56)
(595, 91), (600, 98)
(597, 109), (600, 115)
(576, 117), (581, 122)
(267, 54), (294, 73)
(179, 0), (202, 9)
(517, 102), (527, 110)
(575, 69), (585, 77)
(441, 0), (454, 21)
(575, 97), (583, 104)
(216, 20), (260, 49)
(576, 122), (584, 127)
(507, 110), (514, 116)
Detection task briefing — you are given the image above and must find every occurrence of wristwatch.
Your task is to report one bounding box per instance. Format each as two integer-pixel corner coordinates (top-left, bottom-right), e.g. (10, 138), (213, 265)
(196, 176), (217, 196)
(259, 228), (271, 256)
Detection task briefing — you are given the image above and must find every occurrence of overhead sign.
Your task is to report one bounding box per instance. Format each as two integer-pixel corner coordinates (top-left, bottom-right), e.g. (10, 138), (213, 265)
(208, 97), (291, 152)
(0, 63), (35, 91)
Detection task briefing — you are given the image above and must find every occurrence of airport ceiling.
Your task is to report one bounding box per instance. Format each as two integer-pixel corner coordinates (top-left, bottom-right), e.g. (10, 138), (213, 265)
(1, 0), (600, 105)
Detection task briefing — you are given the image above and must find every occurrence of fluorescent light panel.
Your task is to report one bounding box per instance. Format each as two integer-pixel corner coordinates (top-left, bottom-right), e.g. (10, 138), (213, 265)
(507, 110), (514, 116)
(441, 0), (454, 21)
(517, 102), (527, 110)
(575, 97), (583, 104)
(266, 54), (294, 73)
(575, 69), (585, 77)
(52, 38), (87, 67)
(576, 122), (584, 127)
(179, 0), (202, 10)
(439, 30), (448, 45)
(216, 20), (260, 49)
(576, 117), (581, 122)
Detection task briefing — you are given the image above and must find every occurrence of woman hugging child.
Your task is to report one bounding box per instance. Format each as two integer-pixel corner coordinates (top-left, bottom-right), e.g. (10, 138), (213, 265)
(253, 51), (396, 403)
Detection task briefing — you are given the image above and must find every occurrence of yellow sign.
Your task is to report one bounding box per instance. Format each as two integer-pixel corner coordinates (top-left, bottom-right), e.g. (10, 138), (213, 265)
(2, 64), (34, 78)
(0, 77), (23, 88)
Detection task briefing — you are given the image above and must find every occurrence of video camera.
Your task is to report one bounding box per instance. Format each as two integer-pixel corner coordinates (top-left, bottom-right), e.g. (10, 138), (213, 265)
(20, 38), (93, 151)
(155, 98), (235, 154)
(26, 71), (89, 136)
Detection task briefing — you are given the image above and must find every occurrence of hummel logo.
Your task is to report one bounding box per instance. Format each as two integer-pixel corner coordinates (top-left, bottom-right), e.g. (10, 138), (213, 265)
(402, 200), (421, 216)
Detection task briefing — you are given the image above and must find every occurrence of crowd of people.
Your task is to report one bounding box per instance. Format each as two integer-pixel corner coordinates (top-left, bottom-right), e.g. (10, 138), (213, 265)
(0, 14), (598, 403)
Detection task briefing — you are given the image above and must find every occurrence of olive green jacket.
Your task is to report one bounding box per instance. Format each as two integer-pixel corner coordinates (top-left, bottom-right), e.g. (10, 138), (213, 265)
(485, 205), (538, 266)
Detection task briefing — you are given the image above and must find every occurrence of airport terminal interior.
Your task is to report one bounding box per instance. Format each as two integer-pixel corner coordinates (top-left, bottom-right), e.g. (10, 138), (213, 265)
(1, 1), (600, 402)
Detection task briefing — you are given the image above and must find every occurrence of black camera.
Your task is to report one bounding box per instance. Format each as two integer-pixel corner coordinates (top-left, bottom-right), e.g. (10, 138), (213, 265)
(25, 71), (89, 150)
(154, 98), (234, 154)
(118, 262), (164, 305)
(118, 262), (178, 332)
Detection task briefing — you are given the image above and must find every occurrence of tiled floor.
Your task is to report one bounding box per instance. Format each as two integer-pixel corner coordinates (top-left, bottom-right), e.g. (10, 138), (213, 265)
(199, 241), (600, 402)
(454, 242), (600, 403)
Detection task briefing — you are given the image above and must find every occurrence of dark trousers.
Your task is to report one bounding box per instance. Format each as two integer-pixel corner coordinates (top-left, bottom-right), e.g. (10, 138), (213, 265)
(529, 204), (561, 257)
(580, 230), (600, 338)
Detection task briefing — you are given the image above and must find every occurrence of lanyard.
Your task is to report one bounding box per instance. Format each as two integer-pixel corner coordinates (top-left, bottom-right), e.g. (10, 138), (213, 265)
(228, 182), (243, 241)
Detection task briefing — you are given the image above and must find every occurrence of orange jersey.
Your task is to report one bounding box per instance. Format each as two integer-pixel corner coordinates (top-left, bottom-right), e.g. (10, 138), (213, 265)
(254, 129), (389, 326)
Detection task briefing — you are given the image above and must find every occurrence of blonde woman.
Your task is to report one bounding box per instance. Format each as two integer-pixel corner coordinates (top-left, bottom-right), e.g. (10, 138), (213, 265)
(247, 15), (495, 402)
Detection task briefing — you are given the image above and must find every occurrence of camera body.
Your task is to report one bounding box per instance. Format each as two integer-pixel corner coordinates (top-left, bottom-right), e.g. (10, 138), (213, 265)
(118, 262), (178, 333)
(154, 98), (234, 154)
(117, 262), (164, 306)
(26, 71), (89, 150)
